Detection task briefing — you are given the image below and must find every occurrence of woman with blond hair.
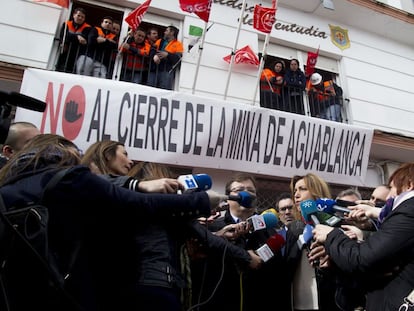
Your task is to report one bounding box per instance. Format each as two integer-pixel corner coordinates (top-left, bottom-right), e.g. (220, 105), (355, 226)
(289, 173), (341, 311)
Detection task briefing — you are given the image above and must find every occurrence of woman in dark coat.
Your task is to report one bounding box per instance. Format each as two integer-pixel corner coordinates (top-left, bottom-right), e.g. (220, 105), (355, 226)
(313, 162), (414, 311)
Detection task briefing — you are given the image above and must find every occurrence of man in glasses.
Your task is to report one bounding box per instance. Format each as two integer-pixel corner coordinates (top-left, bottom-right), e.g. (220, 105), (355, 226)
(275, 192), (295, 227)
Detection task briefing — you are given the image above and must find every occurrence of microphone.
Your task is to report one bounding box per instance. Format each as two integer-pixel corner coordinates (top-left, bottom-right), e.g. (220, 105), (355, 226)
(296, 223), (320, 266)
(246, 212), (278, 233)
(255, 233), (285, 262)
(261, 208), (278, 216)
(300, 200), (320, 225)
(315, 198), (353, 214)
(226, 191), (254, 208)
(314, 198), (352, 226)
(0, 91), (46, 112)
(177, 174), (212, 193)
(297, 224), (314, 249)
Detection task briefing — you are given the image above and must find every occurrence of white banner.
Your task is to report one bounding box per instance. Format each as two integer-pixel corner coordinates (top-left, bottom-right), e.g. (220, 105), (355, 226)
(17, 68), (373, 186)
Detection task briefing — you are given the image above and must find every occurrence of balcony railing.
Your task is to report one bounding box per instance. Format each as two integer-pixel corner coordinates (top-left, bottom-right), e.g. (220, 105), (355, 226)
(55, 45), (350, 123)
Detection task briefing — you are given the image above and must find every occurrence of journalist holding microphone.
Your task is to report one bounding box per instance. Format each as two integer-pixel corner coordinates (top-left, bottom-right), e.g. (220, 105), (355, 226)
(80, 140), (262, 311)
(312, 162), (414, 311)
(0, 134), (226, 311)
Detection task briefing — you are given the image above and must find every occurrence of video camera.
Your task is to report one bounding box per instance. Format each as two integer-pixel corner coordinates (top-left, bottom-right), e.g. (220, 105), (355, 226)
(0, 91), (46, 144)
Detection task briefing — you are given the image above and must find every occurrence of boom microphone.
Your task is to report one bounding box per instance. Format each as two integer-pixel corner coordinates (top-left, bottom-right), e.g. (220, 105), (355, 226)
(255, 233), (285, 262)
(0, 91), (46, 112)
(227, 191), (254, 208)
(177, 174), (212, 193)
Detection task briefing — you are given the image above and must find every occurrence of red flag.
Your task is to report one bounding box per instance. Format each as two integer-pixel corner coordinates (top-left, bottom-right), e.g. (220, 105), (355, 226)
(223, 45), (259, 66)
(305, 48), (319, 77)
(33, 0), (69, 8)
(179, 0), (212, 23)
(125, 0), (152, 31)
(253, 5), (276, 34)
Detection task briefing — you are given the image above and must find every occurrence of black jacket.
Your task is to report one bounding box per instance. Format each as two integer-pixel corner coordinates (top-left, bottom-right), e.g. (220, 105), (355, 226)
(325, 196), (414, 311)
(0, 165), (211, 311)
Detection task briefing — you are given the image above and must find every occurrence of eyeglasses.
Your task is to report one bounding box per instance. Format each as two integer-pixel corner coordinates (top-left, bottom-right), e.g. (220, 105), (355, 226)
(279, 205), (294, 212)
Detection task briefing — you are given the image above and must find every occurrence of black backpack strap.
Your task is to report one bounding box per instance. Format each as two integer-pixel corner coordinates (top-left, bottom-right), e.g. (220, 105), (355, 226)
(0, 168), (84, 311)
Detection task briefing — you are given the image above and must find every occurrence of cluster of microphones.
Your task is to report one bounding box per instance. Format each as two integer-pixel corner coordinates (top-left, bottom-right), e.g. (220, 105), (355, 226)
(177, 173), (254, 208)
(177, 173), (286, 262)
(297, 198), (355, 249)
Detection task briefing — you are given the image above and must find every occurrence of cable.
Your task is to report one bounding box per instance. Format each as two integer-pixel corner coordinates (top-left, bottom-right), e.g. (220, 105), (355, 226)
(186, 242), (228, 311)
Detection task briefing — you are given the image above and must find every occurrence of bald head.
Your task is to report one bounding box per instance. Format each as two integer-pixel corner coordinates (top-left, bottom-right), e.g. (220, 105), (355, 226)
(2, 122), (40, 159)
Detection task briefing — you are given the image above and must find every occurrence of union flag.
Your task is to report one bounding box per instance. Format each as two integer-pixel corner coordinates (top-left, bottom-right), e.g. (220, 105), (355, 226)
(305, 48), (319, 77)
(33, 0), (69, 8)
(253, 5), (276, 34)
(125, 0), (152, 31)
(179, 0), (212, 23)
(223, 45), (259, 66)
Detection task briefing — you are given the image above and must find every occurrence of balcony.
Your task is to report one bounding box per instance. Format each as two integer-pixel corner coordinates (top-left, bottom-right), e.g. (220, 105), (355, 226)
(55, 43), (350, 124)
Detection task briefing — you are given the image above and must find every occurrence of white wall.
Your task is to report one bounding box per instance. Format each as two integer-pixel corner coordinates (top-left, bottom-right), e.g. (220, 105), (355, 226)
(0, 0), (63, 68)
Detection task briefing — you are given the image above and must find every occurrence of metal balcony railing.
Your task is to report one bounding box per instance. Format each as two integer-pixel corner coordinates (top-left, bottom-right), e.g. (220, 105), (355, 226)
(54, 47), (350, 123)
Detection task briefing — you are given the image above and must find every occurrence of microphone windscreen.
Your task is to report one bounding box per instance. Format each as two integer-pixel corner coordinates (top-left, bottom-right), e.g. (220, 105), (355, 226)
(266, 233), (285, 252)
(262, 212), (278, 228)
(9, 92), (46, 112)
(238, 191), (253, 208)
(193, 174), (212, 191)
(300, 199), (318, 223)
(261, 208), (277, 217)
(302, 224), (314, 244)
(315, 198), (335, 214)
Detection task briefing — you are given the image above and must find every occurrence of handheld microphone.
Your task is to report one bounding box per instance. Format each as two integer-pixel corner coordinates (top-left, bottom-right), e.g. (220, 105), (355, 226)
(261, 208), (278, 217)
(314, 198), (351, 226)
(255, 233), (285, 262)
(315, 198), (353, 214)
(227, 191), (254, 208)
(246, 212), (278, 233)
(296, 223), (320, 266)
(177, 174), (212, 193)
(297, 224), (314, 249)
(300, 200), (320, 225)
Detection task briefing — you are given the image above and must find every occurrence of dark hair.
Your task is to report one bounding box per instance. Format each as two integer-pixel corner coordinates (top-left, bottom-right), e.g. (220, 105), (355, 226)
(275, 192), (292, 212)
(102, 16), (114, 22)
(167, 25), (179, 38)
(224, 172), (257, 195)
(289, 58), (300, 66)
(73, 7), (86, 15)
(0, 134), (81, 185)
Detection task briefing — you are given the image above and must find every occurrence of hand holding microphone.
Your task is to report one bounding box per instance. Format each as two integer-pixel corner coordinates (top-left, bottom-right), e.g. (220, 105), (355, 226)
(177, 174), (212, 193)
(255, 233), (285, 262)
(226, 191), (256, 208)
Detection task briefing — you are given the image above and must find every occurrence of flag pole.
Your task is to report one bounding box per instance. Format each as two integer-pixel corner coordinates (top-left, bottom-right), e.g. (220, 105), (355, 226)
(192, 22), (211, 94)
(59, 1), (72, 54)
(252, 0), (277, 104)
(223, 0), (247, 100)
(252, 33), (271, 104)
